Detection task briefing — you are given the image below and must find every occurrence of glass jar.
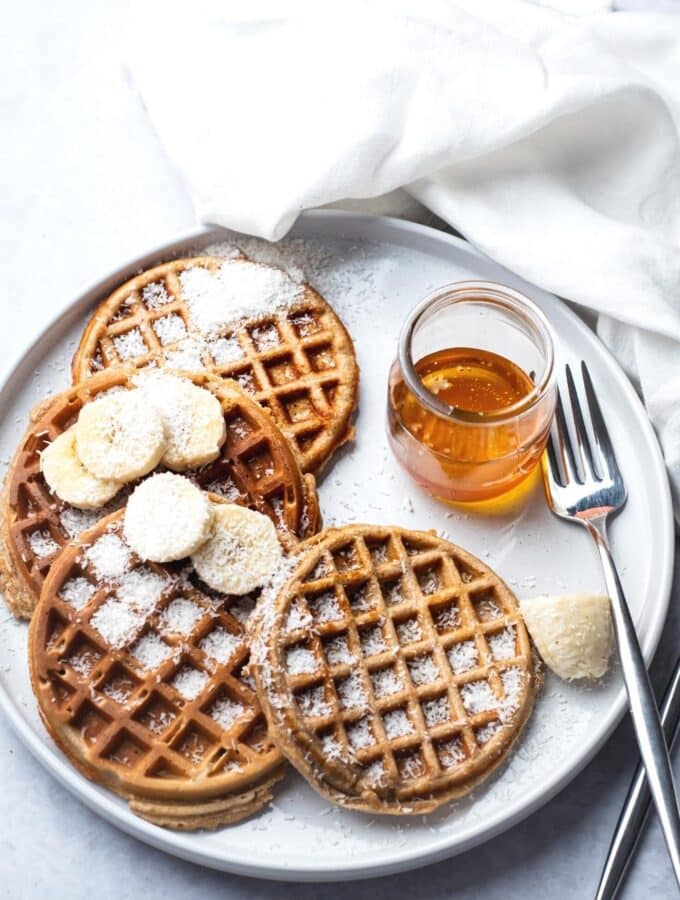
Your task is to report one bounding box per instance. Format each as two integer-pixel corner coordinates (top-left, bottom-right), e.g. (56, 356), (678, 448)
(387, 281), (557, 503)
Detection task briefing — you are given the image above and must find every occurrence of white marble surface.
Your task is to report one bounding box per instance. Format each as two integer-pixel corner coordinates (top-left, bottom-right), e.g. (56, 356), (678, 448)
(1, 2), (679, 897)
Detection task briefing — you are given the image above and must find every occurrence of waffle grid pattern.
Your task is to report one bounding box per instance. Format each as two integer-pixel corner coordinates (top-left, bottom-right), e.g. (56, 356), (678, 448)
(31, 516), (280, 801)
(71, 257), (359, 472)
(258, 527), (534, 811)
(3, 369), (317, 617)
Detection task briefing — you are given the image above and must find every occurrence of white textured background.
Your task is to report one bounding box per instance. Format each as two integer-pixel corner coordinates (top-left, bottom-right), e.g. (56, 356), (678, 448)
(1, 2), (680, 897)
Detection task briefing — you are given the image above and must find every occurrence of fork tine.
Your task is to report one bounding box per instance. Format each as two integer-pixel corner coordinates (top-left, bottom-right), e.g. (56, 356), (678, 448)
(565, 364), (598, 481)
(545, 427), (564, 487)
(581, 361), (620, 481)
(552, 386), (581, 484)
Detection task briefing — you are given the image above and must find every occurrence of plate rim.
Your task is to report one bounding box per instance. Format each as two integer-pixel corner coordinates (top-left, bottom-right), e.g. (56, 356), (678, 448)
(0, 209), (674, 881)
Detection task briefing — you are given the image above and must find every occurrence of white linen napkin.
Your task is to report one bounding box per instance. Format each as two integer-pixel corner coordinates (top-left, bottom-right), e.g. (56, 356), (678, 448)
(126, 0), (680, 514)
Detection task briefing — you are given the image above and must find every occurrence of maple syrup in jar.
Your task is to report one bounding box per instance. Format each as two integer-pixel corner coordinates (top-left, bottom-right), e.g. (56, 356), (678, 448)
(387, 282), (557, 503)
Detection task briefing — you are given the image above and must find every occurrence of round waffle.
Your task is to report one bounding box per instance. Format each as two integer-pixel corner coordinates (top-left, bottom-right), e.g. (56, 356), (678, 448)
(250, 524), (537, 814)
(70, 256), (359, 474)
(29, 508), (285, 830)
(0, 368), (319, 620)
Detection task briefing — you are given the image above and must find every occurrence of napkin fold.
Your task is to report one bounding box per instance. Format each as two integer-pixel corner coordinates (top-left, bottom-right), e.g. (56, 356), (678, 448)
(126, 0), (680, 514)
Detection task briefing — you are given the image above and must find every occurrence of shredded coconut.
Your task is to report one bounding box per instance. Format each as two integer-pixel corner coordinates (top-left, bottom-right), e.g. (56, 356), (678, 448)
(284, 601), (312, 633)
(116, 568), (168, 615)
(163, 337), (207, 370)
(84, 533), (132, 581)
(199, 626), (243, 663)
(423, 696), (451, 727)
(488, 626), (516, 661)
(286, 646), (318, 676)
(130, 632), (172, 670)
(68, 648), (98, 677)
(337, 673), (368, 710)
(347, 717), (376, 751)
(113, 328), (146, 360)
(160, 596), (204, 635)
(360, 626), (387, 657)
(325, 635), (354, 666)
(447, 640), (479, 674)
(180, 260), (304, 337)
(383, 708), (414, 739)
(320, 732), (344, 761)
(371, 667), (403, 698)
(172, 666), (209, 700)
(475, 595), (502, 621)
(203, 478), (242, 501)
(407, 655), (440, 686)
(437, 737), (465, 768)
(59, 507), (102, 539)
(210, 695), (245, 729)
(396, 618), (422, 645)
(208, 335), (245, 366)
(28, 529), (58, 558)
(91, 598), (143, 648)
(476, 721), (502, 744)
(142, 282), (171, 309)
(153, 313), (187, 345)
(60, 576), (95, 610)
(365, 759), (386, 786)
(460, 679), (499, 717)
(433, 603), (459, 631)
(309, 590), (342, 624)
(297, 685), (331, 718)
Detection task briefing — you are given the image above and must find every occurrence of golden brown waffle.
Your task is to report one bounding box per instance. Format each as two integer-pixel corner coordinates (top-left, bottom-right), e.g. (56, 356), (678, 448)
(70, 256), (359, 474)
(29, 508), (285, 830)
(250, 524), (537, 814)
(0, 368), (319, 620)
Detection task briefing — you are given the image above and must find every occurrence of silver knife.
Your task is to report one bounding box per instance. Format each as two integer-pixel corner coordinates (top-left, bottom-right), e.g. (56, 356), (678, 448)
(596, 657), (680, 900)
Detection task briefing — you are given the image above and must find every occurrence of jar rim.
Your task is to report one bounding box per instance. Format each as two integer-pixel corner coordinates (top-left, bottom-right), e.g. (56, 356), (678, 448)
(397, 280), (557, 424)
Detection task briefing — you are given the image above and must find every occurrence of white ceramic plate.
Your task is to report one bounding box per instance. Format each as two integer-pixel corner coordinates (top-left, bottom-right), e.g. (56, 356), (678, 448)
(0, 212), (673, 882)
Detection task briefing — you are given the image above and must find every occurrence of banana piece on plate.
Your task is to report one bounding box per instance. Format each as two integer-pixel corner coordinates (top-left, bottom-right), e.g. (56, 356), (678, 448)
(75, 389), (166, 482)
(135, 372), (226, 471)
(124, 473), (213, 563)
(40, 426), (122, 509)
(519, 593), (613, 680)
(191, 503), (282, 595)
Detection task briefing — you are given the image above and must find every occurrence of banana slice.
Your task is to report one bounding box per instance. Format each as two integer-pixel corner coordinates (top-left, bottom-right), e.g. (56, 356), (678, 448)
(191, 503), (282, 595)
(519, 594), (613, 680)
(75, 389), (166, 482)
(40, 427), (122, 509)
(124, 473), (213, 562)
(135, 372), (226, 471)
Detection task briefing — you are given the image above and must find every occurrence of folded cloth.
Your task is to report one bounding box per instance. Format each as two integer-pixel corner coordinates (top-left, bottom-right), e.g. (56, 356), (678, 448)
(126, 0), (680, 516)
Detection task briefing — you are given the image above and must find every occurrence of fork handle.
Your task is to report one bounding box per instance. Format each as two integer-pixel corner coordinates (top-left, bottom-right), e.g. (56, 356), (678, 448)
(586, 518), (680, 890)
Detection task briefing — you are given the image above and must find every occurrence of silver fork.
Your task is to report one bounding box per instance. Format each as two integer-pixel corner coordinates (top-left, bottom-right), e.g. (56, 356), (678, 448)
(542, 361), (680, 889)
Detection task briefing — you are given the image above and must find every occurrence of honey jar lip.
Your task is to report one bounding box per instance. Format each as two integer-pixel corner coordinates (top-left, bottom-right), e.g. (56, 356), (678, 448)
(397, 280), (557, 424)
